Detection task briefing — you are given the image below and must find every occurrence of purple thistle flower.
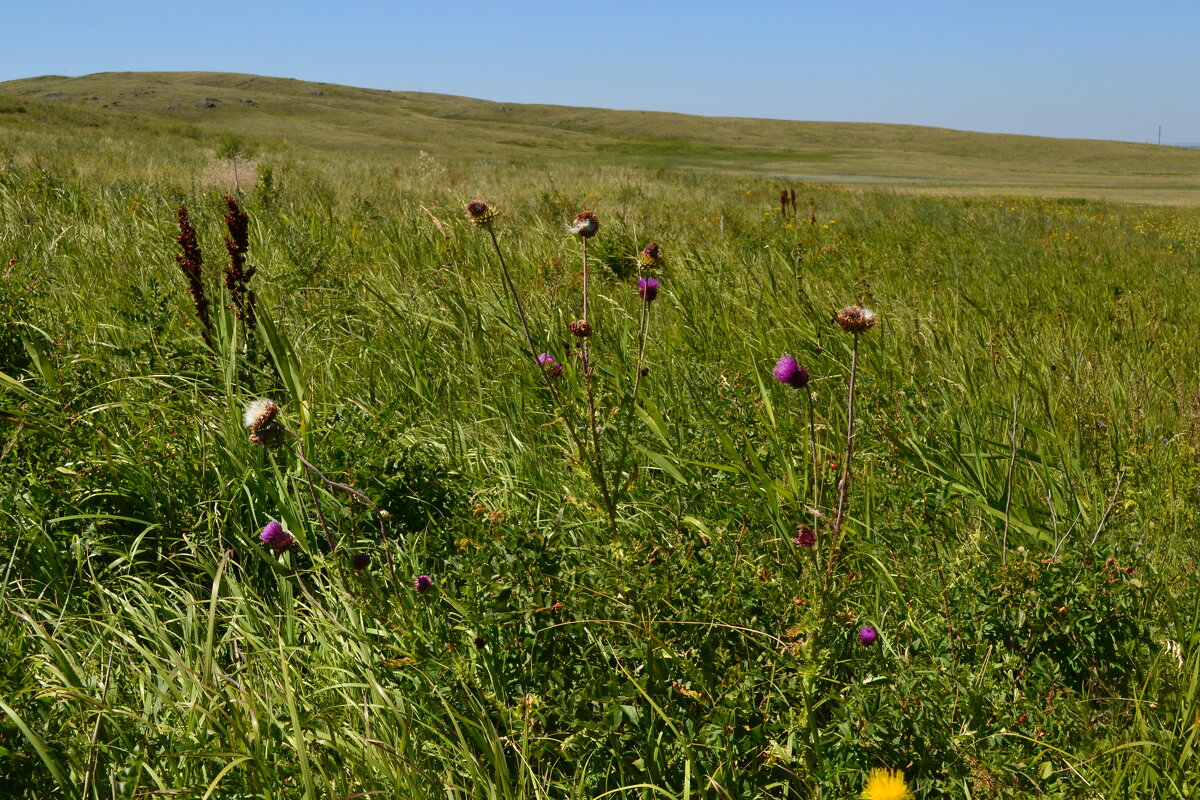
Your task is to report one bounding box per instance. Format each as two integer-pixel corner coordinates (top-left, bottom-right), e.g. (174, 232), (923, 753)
(859, 626), (878, 646)
(638, 277), (660, 302)
(258, 520), (294, 553)
(474, 636), (486, 648)
(350, 553), (371, 571)
(413, 574), (433, 593)
(793, 524), (815, 548)
(773, 354), (811, 389)
(537, 353), (563, 378)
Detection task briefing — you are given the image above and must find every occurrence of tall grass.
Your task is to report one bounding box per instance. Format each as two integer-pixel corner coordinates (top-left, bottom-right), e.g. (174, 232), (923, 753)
(2, 134), (1200, 798)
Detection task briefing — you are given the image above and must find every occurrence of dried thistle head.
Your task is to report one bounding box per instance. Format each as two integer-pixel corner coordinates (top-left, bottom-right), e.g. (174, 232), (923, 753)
(835, 306), (878, 333)
(570, 211), (600, 238)
(466, 199), (497, 227)
(244, 398), (283, 447)
(793, 524), (815, 547)
(637, 241), (661, 268)
(568, 319), (593, 338)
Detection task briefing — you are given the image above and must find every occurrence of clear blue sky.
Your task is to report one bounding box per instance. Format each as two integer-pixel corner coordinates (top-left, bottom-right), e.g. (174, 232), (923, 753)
(2, 0), (1196, 144)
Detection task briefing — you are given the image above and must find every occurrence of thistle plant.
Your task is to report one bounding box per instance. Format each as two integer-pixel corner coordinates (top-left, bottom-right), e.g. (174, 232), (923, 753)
(244, 397), (388, 556)
(829, 304), (877, 574)
(569, 210), (616, 526)
(468, 201), (605, 520)
(469, 201), (664, 530)
(774, 352), (819, 537)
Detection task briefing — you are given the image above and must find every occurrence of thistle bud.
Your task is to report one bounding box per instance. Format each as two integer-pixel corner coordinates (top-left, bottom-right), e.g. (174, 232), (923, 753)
(466, 200), (497, 227)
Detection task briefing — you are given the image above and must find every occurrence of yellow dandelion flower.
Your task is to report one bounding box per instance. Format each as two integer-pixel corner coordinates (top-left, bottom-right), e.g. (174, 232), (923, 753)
(861, 768), (911, 800)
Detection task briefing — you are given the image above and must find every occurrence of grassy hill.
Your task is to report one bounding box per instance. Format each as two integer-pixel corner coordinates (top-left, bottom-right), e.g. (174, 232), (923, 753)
(3, 70), (1200, 204)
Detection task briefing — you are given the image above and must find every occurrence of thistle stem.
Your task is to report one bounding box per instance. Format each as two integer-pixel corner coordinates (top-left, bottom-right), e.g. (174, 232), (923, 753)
(579, 237), (616, 529)
(283, 425), (387, 545)
(609, 260), (653, 510)
(828, 331), (859, 576)
(483, 224), (611, 527)
(807, 389), (819, 538)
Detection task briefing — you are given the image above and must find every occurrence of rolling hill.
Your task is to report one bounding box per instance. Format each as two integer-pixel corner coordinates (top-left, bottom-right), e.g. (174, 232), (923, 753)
(3, 71), (1199, 204)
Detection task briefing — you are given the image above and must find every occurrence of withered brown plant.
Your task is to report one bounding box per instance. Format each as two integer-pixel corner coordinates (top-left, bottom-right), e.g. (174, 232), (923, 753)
(223, 195), (257, 332)
(174, 205), (213, 349)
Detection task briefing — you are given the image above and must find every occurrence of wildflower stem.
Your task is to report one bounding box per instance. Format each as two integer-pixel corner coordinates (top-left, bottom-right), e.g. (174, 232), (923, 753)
(829, 331), (859, 575)
(609, 257), (653, 510)
(579, 237), (616, 530)
(807, 389), (819, 537)
(300, 457), (335, 552)
(1002, 394), (1019, 565)
(283, 425), (387, 545)
(484, 223), (611, 527)
(486, 227), (538, 364)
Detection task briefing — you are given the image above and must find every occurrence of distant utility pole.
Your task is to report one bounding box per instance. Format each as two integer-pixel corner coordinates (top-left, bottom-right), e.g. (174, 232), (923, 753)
(1158, 125), (1162, 145)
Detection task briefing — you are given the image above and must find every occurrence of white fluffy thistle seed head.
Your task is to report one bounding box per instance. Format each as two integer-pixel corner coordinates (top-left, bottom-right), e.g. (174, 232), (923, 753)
(243, 398), (282, 447)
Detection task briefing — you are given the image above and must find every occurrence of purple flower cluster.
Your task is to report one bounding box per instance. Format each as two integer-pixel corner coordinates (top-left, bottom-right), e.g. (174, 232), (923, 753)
(638, 277), (660, 302)
(413, 574), (433, 593)
(859, 626), (878, 646)
(258, 520), (294, 553)
(538, 353), (563, 378)
(773, 354), (811, 389)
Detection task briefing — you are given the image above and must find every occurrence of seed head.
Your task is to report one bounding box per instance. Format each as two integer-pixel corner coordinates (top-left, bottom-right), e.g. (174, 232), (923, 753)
(835, 306), (878, 333)
(258, 520), (294, 553)
(466, 200), (497, 227)
(858, 625), (878, 646)
(793, 524), (815, 547)
(637, 241), (661, 268)
(568, 319), (593, 338)
(638, 277), (660, 303)
(773, 355), (811, 389)
(570, 211), (600, 238)
(243, 398), (283, 447)
(413, 574), (433, 593)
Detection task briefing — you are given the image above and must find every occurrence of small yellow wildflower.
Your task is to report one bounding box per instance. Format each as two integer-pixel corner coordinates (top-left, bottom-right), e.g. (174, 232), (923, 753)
(861, 768), (911, 800)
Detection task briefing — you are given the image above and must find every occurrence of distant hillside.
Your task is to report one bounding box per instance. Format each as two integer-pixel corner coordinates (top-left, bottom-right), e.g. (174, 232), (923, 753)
(3, 71), (1200, 204)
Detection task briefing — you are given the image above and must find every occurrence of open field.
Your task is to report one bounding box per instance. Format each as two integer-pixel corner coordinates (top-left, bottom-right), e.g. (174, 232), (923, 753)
(3, 71), (1200, 204)
(3, 72), (1200, 798)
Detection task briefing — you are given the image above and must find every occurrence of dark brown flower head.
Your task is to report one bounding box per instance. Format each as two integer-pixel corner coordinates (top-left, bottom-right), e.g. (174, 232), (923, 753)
(637, 241), (661, 268)
(570, 211), (600, 238)
(466, 200), (497, 227)
(568, 319), (593, 338)
(835, 306), (878, 333)
(793, 524), (816, 548)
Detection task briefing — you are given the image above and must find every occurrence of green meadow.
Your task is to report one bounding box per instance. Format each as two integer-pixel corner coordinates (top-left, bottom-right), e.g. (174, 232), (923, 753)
(2, 72), (1200, 799)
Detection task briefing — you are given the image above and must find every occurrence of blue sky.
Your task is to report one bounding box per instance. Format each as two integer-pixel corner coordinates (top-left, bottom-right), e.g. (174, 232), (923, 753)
(2, 0), (1196, 143)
